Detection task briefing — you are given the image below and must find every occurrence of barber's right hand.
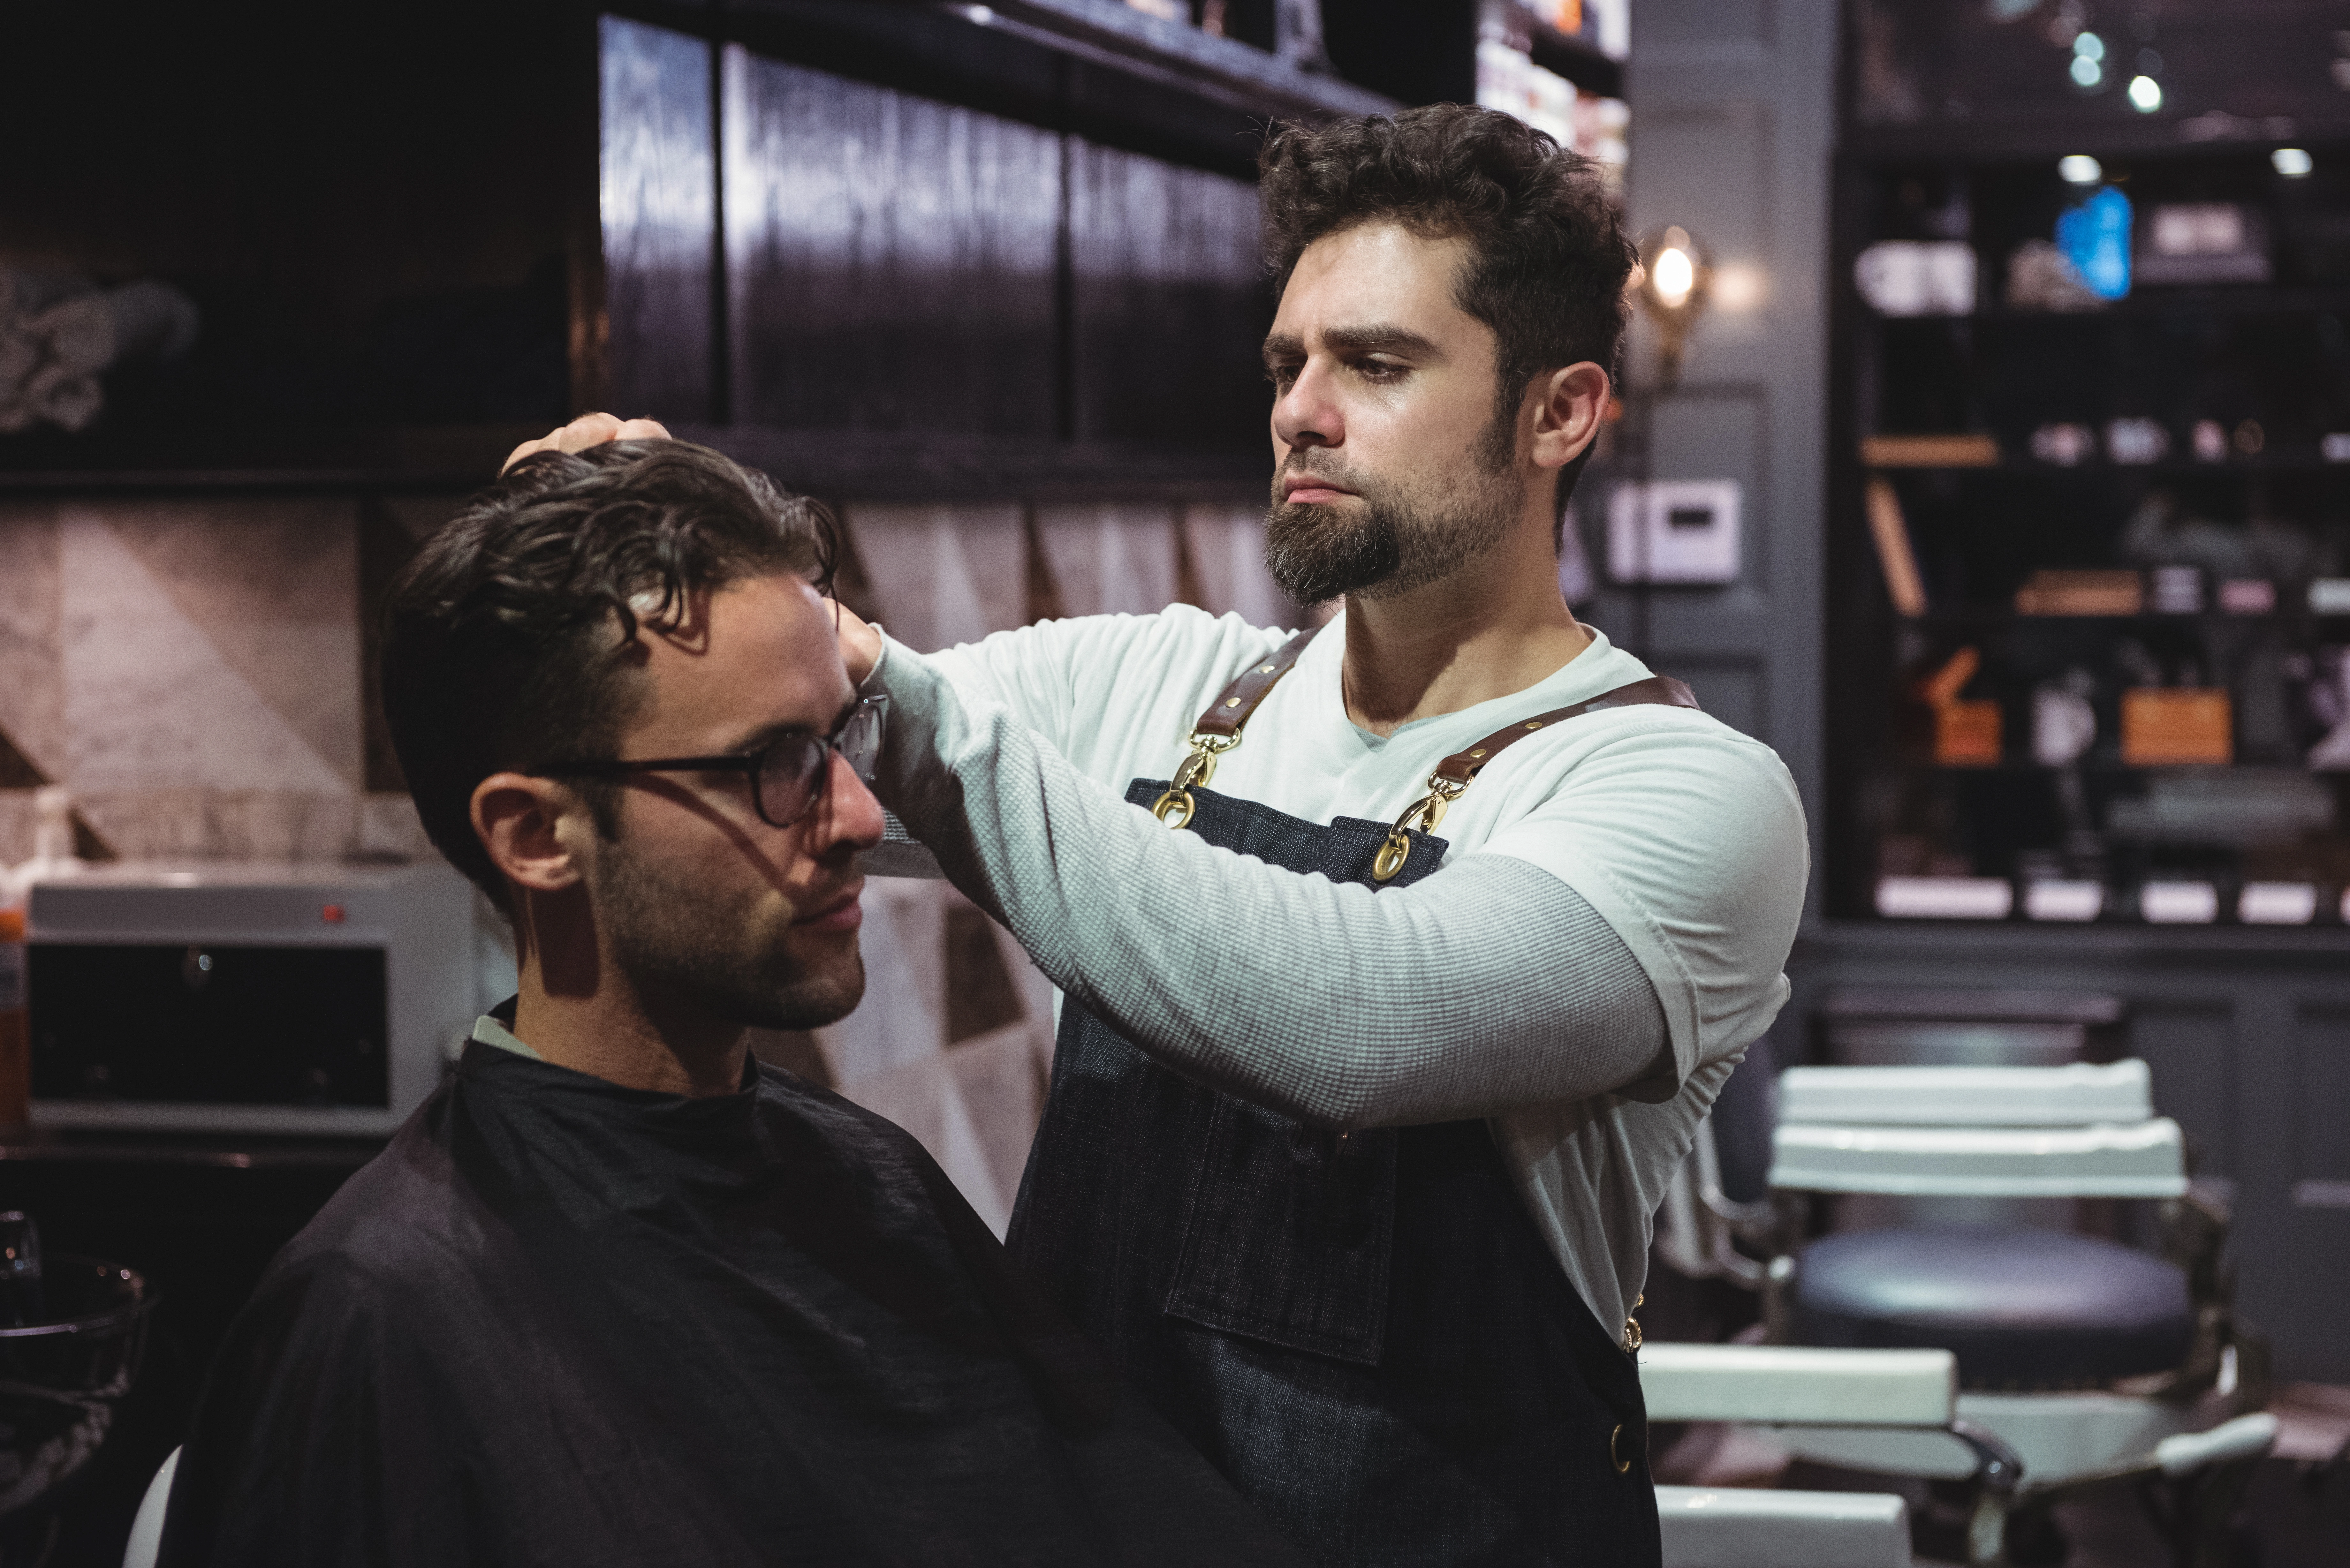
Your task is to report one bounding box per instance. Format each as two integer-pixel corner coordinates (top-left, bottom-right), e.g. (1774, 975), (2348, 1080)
(502, 413), (672, 474)
(829, 599), (883, 687)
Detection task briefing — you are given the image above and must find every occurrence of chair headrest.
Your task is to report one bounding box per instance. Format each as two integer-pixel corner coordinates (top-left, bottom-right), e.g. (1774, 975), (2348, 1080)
(1777, 1059), (2153, 1128)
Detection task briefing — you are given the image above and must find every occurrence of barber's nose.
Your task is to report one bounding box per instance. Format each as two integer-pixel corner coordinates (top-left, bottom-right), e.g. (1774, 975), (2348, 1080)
(811, 751), (885, 855)
(1273, 363), (1341, 452)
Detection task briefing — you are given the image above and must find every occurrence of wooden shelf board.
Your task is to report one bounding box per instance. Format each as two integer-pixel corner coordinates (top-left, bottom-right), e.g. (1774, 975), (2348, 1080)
(0, 423), (1273, 504)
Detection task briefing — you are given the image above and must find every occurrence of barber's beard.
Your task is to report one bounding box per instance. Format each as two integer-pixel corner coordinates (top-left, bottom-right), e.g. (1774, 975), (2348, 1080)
(594, 836), (865, 1033)
(1262, 419), (1521, 607)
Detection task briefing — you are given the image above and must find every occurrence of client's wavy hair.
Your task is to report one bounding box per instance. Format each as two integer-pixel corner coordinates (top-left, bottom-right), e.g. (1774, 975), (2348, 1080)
(380, 440), (839, 913)
(1257, 104), (1636, 535)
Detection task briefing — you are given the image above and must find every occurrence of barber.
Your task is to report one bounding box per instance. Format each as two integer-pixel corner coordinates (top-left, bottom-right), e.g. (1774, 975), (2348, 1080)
(543, 104), (1806, 1568)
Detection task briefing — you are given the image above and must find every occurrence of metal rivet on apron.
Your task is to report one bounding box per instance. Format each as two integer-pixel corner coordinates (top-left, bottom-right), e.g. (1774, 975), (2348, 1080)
(1226, 697), (1242, 708)
(1525, 720), (1543, 730)
(1469, 749), (1486, 759)
(1259, 665), (1276, 673)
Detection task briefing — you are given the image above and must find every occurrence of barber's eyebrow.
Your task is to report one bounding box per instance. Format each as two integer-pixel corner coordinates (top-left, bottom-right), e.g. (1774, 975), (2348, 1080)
(1261, 324), (1440, 368)
(1324, 323), (1440, 357)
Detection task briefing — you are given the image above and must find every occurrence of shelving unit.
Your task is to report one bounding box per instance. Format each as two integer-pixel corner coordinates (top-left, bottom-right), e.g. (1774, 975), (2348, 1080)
(1824, 2), (2350, 934)
(1808, 0), (2350, 1382)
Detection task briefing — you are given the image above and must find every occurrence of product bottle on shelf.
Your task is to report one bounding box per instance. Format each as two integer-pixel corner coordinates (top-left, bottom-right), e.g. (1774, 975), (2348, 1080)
(9, 785), (85, 892)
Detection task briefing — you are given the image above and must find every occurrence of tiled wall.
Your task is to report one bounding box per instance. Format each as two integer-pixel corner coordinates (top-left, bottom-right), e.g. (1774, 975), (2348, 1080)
(0, 496), (445, 865)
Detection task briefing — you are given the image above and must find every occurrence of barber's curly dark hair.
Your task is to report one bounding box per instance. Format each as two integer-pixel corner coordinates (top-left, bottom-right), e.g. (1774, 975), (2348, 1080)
(1258, 104), (1635, 524)
(380, 439), (838, 912)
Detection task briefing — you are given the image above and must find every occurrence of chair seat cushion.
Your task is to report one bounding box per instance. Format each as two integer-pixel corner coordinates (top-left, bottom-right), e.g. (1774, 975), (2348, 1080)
(1791, 1226), (2194, 1389)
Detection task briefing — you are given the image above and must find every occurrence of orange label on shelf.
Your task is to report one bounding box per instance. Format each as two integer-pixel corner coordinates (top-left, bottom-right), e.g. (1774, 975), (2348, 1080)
(1935, 700), (2003, 766)
(2015, 569), (2144, 616)
(2121, 689), (2232, 765)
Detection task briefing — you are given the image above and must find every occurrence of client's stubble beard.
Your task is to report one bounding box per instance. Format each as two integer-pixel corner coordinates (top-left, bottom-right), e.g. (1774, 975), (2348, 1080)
(1263, 416), (1522, 607)
(594, 834), (865, 1033)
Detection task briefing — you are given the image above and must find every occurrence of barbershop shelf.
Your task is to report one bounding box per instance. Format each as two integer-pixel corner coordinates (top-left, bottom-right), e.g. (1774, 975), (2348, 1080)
(1840, 116), (2350, 169)
(1859, 455), (2350, 477)
(1802, 916), (2350, 967)
(0, 424), (546, 496)
(659, 0), (1397, 177)
(0, 423), (1272, 503)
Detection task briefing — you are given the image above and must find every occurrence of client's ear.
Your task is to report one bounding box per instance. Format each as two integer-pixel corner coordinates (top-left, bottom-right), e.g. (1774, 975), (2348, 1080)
(473, 773), (589, 895)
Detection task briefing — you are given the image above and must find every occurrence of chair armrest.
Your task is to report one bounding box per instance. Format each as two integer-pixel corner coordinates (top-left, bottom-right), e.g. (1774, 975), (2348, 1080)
(1778, 1060), (2152, 1126)
(2155, 1413), (2279, 1478)
(1655, 1486), (1912, 1568)
(1640, 1343), (1956, 1427)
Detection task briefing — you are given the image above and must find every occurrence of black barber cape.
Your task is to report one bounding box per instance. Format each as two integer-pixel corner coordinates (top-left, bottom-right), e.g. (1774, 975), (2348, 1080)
(160, 1037), (1299, 1567)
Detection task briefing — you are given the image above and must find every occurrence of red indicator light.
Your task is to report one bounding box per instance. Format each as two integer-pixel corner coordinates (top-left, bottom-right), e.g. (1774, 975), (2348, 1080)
(321, 904), (346, 924)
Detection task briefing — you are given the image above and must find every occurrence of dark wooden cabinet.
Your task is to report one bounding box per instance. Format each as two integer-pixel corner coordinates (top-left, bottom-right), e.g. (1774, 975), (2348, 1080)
(1, 0), (1394, 501)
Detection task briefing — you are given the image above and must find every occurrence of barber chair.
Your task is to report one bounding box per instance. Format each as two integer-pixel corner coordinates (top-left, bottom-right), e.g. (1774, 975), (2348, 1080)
(119, 1445), (174, 1568)
(1654, 1049), (2277, 1566)
(1644, 1342), (1990, 1567)
(0, 1212), (160, 1563)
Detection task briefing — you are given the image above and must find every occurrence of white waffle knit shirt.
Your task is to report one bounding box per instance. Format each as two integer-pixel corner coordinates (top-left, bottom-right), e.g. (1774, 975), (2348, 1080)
(866, 604), (1808, 1335)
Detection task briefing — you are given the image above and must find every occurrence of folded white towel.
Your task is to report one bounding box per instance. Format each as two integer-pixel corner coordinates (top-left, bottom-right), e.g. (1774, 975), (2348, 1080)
(32, 282), (199, 375)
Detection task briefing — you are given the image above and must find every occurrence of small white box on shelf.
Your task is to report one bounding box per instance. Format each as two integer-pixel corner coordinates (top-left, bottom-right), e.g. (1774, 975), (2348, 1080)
(1876, 876), (2013, 920)
(2238, 882), (2318, 925)
(2025, 879), (2104, 922)
(2141, 881), (2219, 924)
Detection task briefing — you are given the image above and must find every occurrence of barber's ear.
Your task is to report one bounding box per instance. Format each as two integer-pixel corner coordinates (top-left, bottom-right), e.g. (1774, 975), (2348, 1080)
(1528, 362), (1612, 471)
(472, 773), (589, 894)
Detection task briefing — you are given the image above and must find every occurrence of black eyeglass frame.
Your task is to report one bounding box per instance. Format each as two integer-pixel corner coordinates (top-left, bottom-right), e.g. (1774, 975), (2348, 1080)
(534, 696), (886, 830)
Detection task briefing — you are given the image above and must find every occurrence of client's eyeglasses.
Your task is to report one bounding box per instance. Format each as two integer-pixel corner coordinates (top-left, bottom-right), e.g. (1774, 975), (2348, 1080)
(536, 697), (886, 830)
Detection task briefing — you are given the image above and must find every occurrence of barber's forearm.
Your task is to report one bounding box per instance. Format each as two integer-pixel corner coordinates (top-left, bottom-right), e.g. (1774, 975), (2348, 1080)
(869, 640), (1669, 1127)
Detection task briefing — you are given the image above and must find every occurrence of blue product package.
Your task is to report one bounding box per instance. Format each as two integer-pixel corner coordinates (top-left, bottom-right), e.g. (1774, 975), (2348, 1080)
(2057, 186), (2133, 299)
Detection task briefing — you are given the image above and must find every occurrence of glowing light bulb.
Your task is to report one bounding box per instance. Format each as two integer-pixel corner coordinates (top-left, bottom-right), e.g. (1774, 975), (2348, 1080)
(1653, 247), (1694, 310)
(2127, 74), (2163, 112)
(2070, 54), (2103, 87)
(2273, 147), (2314, 178)
(2058, 154), (2103, 185)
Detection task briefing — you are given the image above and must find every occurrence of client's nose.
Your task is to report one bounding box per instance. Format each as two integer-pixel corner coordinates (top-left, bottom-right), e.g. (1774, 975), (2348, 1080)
(812, 750), (886, 854)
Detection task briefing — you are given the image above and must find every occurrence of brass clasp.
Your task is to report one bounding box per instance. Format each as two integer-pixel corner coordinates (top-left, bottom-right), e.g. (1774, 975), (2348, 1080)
(1370, 776), (1467, 882)
(1151, 735), (1237, 830)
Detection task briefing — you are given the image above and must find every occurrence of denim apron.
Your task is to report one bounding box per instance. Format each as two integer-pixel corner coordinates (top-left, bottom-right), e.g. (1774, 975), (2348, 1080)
(1006, 633), (1692, 1567)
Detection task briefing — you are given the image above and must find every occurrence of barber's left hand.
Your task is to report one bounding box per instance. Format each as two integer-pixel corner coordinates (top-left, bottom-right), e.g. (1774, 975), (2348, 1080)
(828, 599), (883, 686)
(502, 413), (672, 473)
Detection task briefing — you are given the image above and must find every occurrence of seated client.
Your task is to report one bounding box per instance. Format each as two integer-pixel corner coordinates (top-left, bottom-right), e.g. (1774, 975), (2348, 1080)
(159, 441), (1294, 1566)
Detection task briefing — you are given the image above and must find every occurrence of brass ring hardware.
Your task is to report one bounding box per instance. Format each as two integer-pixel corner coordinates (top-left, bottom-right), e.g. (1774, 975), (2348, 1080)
(1156, 736), (1235, 832)
(1151, 788), (1196, 829)
(1610, 1424), (1632, 1474)
(1370, 777), (1467, 881)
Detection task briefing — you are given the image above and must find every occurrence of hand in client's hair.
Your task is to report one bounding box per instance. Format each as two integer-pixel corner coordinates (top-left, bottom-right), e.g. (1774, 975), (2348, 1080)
(504, 412), (674, 474)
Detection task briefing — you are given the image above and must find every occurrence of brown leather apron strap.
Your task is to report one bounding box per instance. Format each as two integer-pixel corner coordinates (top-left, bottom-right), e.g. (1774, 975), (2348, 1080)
(1372, 674), (1703, 881)
(1430, 675), (1701, 787)
(1191, 626), (1322, 738)
(1153, 626), (1323, 830)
